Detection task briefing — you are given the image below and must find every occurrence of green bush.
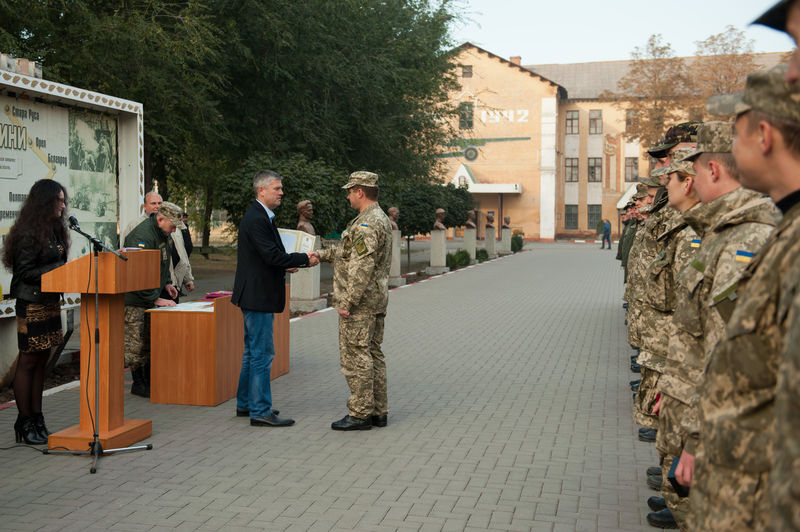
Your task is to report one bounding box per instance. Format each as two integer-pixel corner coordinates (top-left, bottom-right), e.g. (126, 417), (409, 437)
(476, 248), (489, 263)
(511, 234), (523, 253)
(445, 252), (457, 270)
(454, 249), (471, 267)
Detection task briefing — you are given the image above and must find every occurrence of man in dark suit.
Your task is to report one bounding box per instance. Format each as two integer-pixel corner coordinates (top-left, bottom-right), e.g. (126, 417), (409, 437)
(232, 170), (318, 427)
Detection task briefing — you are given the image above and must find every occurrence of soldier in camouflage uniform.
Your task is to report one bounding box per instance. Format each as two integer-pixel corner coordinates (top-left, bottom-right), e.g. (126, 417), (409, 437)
(123, 202), (182, 397)
(318, 171), (393, 431)
(654, 123), (780, 530)
(688, 65), (800, 530)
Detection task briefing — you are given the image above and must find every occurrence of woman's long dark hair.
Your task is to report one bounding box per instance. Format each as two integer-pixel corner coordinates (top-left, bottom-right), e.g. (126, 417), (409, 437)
(2, 179), (70, 270)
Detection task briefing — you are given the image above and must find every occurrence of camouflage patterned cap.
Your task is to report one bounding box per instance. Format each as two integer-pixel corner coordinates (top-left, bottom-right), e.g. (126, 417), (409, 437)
(666, 148), (696, 176)
(679, 121), (734, 162)
(639, 175), (661, 186)
(706, 64), (800, 123)
(632, 183), (649, 199)
(158, 201), (186, 230)
(752, 0), (794, 31)
(647, 121), (701, 158)
(342, 170), (379, 189)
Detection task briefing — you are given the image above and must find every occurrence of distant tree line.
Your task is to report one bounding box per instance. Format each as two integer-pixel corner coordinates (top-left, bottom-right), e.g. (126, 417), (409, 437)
(0, 0), (471, 240)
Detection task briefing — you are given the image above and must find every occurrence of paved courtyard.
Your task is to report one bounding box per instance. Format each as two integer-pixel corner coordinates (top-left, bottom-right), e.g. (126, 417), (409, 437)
(0, 243), (656, 531)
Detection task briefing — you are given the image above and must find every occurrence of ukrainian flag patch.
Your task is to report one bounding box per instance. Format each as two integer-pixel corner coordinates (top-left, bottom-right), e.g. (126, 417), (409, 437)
(735, 250), (755, 263)
(690, 239), (701, 248)
(137, 242), (146, 248)
(360, 224), (369, 227)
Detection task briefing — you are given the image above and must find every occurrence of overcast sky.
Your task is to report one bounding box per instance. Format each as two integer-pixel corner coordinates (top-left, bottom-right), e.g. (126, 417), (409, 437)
(448, 0), (795, 65)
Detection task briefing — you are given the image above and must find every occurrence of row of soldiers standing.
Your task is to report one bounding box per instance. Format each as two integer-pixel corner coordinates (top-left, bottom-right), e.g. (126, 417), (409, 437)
(615, 4), (800, 526)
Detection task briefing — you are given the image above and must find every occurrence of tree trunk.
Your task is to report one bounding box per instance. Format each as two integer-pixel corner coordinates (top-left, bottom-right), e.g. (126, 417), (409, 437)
(201, 183), (213, 257)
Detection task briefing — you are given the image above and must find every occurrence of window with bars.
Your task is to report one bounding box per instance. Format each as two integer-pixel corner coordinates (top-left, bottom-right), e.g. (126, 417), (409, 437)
(459, 102), (473, 130)
(625, 157), (638, 181)
(589, 110), (602, 134)
(588, 205), (602, 231)
(566, 110), (578, 134)
(588, 158), (602, 182)
(565, 205), (578, 230)
(565, 158), (578, 182)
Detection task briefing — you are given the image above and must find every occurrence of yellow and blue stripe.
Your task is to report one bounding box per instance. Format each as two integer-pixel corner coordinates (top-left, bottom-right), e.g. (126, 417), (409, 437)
(735, 250), (755, 263)
(690, 239), (701, 248)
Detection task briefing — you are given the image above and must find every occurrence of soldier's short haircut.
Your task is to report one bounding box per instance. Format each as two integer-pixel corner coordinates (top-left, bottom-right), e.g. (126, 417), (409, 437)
(354, 185), (379, 200)
(253, 170), (282, 196)
(697, 152), (743, 182)
(745, 110), (800, 159)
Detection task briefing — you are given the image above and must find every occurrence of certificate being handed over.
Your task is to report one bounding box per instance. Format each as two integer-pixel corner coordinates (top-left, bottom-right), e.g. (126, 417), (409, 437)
(278, 229), (316, 253)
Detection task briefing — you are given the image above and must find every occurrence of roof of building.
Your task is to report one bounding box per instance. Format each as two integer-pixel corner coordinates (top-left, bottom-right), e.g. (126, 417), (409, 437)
(525, 52), (789, 100)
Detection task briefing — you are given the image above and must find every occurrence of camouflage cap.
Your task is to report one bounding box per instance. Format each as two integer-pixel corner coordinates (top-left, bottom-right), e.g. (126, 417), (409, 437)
(679, 121), (734, 162)
(632, 183), (648, 199)
(342, 170), (379, 189)
(639, 175), (661, 186)
(647, 121), (701, 157)
(666, 148), (696, 176)
(706, 64), (800, 123)
(158, 201), (186, 230)
(753, 0), (794, 31)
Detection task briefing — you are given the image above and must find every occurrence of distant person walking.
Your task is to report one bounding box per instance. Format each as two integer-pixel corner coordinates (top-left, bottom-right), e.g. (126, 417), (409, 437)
(601, 219), (612, 250)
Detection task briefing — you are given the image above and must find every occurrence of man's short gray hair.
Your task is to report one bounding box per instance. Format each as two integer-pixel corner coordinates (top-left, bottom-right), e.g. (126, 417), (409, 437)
(253, 170), (282, 196)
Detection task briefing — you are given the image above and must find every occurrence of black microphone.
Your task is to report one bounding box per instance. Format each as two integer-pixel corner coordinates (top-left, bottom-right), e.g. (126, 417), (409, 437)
(68, 215), (80, 229)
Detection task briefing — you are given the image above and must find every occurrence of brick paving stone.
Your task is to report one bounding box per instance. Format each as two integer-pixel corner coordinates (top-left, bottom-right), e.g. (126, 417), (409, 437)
(0, 243), (656, 530)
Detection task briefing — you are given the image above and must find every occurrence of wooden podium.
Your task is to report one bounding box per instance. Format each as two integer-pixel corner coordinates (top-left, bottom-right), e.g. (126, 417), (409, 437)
(41, 250), (160, 451)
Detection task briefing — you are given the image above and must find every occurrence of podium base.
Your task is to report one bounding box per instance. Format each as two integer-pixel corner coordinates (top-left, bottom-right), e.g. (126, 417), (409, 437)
(48, 419), (152, 451)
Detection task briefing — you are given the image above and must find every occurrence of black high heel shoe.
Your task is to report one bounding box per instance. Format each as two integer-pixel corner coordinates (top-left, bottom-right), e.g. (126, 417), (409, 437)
(14, 415), (47, 445)
(33, 412), (51, 439)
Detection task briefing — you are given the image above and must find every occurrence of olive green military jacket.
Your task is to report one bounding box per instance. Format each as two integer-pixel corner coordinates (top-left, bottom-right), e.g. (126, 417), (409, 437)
(123, 215), (172, 308)
(318, 203), (392, 316)
(699, 200), (800, 475)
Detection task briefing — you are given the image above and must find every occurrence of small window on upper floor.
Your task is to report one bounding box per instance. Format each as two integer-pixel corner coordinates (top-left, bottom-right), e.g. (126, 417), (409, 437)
(626, 109), (635, 129)
(566, 110), (579, 135)
(459, 102), (473, 130)
(589, 110), (603, 134)
(462, 65), (473, 78)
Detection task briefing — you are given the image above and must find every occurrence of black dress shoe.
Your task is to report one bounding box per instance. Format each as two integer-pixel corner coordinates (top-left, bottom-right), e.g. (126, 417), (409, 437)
(331, 415), (371, 431)
(647, 466), (662, 476)
(630, 378), (641, 386)
(631, 354), (639, 363)
(646, 508), (678, 529)
(371, 414), (387, 427)
(631, 382), (640, 392)
(647, 473), (663, 491)
(631, 363), (641, 373)
(639, 428), (657, 442)
(237, 408), (278, 417)
(250, 413), (294, 427)
(647, 496), (667, 512)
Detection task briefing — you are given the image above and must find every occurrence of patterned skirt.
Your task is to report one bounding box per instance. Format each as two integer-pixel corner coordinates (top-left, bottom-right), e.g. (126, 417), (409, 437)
(16, 300), (63, 352)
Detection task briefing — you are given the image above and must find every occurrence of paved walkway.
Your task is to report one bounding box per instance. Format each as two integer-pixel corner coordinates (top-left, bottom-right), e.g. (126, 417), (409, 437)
(0, 243), (655, 531)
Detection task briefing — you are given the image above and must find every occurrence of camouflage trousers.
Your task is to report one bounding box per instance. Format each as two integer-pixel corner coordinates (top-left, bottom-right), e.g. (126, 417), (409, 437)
(338, 313), (387, 420)
(124, 306), (151, 370)
(656, 396), (693, 531)
(626, 303), (642, 348)
(689, 458), (770, 531)
(633, 365), (660, 429)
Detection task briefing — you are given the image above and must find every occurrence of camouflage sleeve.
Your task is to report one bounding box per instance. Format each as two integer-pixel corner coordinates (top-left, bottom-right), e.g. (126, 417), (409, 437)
(340, 224), (379, 311)
(709, 224), (774, 311)
(672, 226), (698, 278)
(317, 244), (338, 263)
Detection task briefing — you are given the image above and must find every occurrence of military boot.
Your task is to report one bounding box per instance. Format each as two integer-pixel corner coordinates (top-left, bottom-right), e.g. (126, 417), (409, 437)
(130, 367), (150, 398)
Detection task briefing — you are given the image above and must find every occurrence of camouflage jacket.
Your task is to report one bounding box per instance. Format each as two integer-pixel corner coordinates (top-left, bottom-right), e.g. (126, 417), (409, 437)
(699, 200), (800, 474)
(318, 203), (392, 315)
(123, 214), (173, 308)
(619, 219), (641, 282)
(637, 205), (699, 369)
(659, 189), (779, 454)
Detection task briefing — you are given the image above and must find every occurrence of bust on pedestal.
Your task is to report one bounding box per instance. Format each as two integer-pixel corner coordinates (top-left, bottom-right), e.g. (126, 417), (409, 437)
(426, 208), (449, 275)
(388, 207), (405, 287)
(464, 211), (477, 262)
(290, 200), (326, 313)
(499, 215), (512, 255)
(484, 213), (497, 258)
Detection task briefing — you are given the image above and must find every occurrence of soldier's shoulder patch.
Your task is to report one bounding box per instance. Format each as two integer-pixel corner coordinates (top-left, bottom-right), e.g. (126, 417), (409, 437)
(735, 250), (755, 263)
(690, 258), (706, 273)
(360, 223), (369, 228)
(137, 242), (146, 248)
(690, 238), (701, 248)
(354, 234), (368, 256)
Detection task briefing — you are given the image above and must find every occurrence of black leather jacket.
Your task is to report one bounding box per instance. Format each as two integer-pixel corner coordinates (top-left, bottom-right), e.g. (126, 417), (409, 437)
(10, 233), (66, 304)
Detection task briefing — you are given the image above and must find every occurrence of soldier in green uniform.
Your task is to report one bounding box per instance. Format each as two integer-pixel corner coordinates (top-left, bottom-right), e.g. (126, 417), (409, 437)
(122, 201), (183, 397)
(689, 65), (800, 531)
(318, 171), (393, 431)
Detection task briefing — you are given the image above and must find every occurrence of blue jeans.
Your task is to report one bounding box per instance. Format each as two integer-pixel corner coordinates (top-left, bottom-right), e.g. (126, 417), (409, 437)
(236, 310), (275, 418)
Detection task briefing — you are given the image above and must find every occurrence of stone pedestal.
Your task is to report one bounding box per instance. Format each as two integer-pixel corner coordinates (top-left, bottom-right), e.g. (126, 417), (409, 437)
(425, 230), (449, 275)
(389, 229), (405, 287)
(290, 236), (326, 313)
(464, 227), (477, 263)
(485, 226), (497, 258)
(499, 228), (512, 256)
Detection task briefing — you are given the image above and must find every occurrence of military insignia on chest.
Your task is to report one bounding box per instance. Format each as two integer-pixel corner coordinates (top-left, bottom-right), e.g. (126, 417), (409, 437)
(354, 235), (368, 256)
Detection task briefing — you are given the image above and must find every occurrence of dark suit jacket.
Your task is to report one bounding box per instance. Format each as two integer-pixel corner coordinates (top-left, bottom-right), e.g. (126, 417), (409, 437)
(232, 200), (310, 312)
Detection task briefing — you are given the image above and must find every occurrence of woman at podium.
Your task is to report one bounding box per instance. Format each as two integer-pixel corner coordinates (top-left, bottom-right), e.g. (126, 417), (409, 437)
(2, 179), (70, 445)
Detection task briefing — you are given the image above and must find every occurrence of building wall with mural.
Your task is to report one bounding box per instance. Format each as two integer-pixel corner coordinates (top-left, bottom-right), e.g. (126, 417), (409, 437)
(439, 44), (563, 240)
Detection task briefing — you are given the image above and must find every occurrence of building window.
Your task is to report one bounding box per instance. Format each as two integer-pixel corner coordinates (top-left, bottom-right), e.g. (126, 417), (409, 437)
(588, 158), (602, 182)
(462, 65), (472, 78)
(625, 157), (638, 181)
(626, 109), (635, 129)
(589, 110), (602, 134)
(459, 102), (473, 130)
(565, 158), (578, 182)
(565, 205), (578, 230)
(566, 110), (578, 134)
(588, 205), (602, 231)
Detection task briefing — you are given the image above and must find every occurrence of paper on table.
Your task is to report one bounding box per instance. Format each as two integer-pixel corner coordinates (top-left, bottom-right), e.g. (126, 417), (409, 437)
(278, 229), (316, 253)
(148, 301), (215, 312)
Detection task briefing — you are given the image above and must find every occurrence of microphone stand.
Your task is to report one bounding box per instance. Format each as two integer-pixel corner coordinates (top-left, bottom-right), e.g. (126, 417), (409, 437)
(46, 223), (151, 474)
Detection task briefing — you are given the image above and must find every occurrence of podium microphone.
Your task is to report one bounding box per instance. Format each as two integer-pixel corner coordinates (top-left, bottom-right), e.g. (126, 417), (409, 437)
(68, 215), (80, 230)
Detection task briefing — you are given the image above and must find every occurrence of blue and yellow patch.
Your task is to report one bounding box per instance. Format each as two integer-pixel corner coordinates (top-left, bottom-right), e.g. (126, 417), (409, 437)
(735, 250), (755, 263)
(137, 242), (146, 248)
(690, 239), (701, 248)
(360, 224), (369, 228)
